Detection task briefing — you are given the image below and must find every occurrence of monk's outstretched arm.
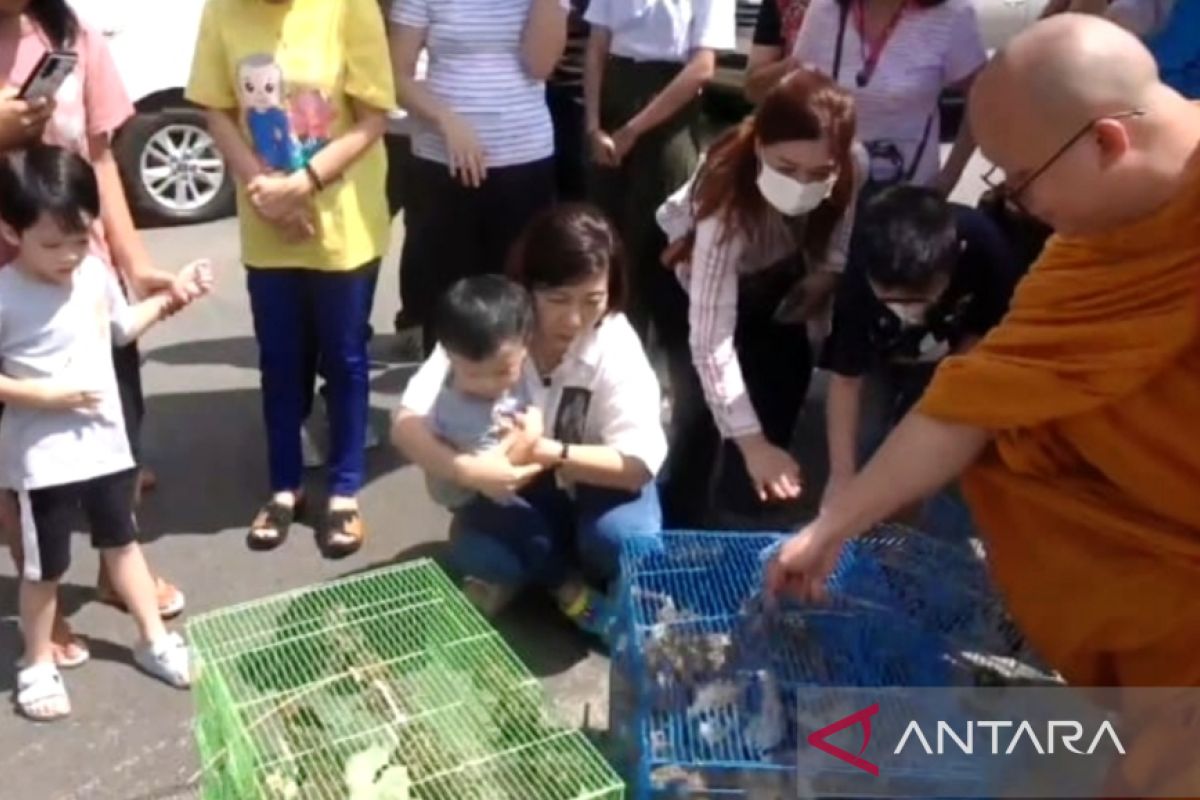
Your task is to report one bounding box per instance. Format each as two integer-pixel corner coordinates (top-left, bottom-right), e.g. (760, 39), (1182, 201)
(768, 412), (990, 600)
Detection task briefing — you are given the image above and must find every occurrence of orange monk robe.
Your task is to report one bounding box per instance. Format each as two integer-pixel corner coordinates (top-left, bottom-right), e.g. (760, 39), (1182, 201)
(918, 152), (1200, 689)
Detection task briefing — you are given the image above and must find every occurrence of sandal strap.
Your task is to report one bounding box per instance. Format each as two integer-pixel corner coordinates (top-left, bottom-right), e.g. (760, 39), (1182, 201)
(251, 499), (299, 534)
(17, 663), (65, 704)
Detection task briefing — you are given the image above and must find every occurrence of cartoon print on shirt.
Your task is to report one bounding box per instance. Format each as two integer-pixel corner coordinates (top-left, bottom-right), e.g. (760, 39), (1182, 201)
(288, 87), (336, 166)
(237, 54), (296, 171)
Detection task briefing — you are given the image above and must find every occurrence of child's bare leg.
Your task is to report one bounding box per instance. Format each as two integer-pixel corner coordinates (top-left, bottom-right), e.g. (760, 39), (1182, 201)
(100, 543), (166, 645)
(19, 579), (57, 666)
(5, 495), (86, 665)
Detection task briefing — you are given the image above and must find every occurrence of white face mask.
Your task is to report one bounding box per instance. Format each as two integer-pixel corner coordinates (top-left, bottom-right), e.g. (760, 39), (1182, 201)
(884, 302), (928, 327)
(757, 163), (835, 216)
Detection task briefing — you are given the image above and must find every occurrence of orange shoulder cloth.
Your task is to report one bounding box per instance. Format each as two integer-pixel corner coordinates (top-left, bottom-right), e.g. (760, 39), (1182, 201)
(920, 158), (1200, 429)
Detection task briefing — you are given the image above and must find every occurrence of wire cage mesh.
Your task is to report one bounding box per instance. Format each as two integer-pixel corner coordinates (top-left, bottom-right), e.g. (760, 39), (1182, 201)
(611, 526), (1055, 798)
(188, 559), (623, 800)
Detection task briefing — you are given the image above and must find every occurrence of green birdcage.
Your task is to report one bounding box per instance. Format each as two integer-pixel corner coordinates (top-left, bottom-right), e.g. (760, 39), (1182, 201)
(188, 560), (623, 800)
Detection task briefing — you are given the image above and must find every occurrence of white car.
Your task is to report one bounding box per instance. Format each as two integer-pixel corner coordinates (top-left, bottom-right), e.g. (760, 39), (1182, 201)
(70, 0), (417, 227)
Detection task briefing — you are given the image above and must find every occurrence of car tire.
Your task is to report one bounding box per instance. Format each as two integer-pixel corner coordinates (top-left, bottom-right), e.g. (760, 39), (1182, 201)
(114, 108), (235, 228)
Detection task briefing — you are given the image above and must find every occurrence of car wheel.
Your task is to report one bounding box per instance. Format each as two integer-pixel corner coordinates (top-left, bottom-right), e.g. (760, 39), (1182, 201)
(114, 109), (235, 227)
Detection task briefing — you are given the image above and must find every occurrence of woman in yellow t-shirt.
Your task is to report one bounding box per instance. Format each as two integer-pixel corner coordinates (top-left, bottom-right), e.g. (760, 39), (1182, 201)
(187, 0), (395, 558)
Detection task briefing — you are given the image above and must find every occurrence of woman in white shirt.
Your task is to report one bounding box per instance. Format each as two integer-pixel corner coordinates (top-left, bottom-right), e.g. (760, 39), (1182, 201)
(791, 0), (987, 195)
(390, 0), (570, 351)
(583, 0), (736, 339)
(392, 205), (665, 632)
(657, 68), (863, 528)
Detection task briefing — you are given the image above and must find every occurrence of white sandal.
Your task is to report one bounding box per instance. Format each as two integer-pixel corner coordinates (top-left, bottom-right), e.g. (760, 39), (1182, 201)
(16, 663), (70, 722)
(134, 632), (191, 688)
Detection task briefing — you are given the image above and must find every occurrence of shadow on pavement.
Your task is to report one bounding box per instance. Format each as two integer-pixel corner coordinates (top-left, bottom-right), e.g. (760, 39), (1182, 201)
(144, 335), (423, 379)
(136, 388), (402, 541)
(0, 580), (141, 693)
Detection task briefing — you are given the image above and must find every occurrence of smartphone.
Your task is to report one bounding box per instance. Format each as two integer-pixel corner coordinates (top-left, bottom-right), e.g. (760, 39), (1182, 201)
(19, 50), (78, 102)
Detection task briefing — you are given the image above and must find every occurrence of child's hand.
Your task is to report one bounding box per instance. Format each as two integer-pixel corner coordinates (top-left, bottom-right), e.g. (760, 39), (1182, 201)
(172, 259), (214, 304)
(498, 408), (544, 464)
(31, 381), (103, 412)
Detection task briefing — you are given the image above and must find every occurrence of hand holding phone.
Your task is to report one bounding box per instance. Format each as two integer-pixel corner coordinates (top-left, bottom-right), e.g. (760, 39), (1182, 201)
(19, 50), (78, 102)
(0, 86), (54, 149)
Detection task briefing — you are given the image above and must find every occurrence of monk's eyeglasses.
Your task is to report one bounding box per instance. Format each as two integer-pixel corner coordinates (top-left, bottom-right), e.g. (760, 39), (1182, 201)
(981, 109), (1147, 209)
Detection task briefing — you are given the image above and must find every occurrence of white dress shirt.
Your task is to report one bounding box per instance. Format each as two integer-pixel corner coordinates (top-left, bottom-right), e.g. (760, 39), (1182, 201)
(585, 0), (737, 63)
(401, 313), (668, 477)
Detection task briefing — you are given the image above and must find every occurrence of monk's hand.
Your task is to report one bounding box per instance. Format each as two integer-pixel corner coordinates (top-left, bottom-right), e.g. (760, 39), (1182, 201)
(765, 520), (846, 603)
(736, 433), (803, 502)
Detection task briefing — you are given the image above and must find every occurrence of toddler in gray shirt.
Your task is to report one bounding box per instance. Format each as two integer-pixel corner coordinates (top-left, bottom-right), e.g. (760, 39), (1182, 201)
(425, 275), (536, 509)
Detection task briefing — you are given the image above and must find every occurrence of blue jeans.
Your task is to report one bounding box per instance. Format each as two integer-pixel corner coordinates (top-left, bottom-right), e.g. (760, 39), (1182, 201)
(448, 475), (663, 589)
(246, 262), (377, 497)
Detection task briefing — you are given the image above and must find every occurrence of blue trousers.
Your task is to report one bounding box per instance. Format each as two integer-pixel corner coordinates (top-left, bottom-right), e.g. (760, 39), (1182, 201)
(246, 262), (377, 496)
(448, 474), (663, 589)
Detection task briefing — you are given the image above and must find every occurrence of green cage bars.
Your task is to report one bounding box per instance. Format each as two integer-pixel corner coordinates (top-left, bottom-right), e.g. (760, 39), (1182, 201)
(188, 560), (623, 800)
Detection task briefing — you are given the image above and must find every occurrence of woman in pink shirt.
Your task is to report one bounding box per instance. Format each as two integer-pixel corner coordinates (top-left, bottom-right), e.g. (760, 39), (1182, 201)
(657, 68), (863, 527)
(0, 0), (187, 668)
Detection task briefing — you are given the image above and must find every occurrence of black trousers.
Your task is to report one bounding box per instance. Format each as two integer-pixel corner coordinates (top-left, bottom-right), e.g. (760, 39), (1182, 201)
(547, 84), (587, 203)
(398, 155), (556, 352)
(588, 57), (702, 342)
(659, 272), (814, 529)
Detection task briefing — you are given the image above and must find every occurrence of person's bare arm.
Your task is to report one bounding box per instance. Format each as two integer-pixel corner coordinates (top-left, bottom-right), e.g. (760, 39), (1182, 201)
(744, 45), (795, 104)
(522, 0), (570, 80)
(246, 99), (386, 224)
(202, 107), (266, 185)
(392, 409), (545, 500)
(390, 22), (487, 186)
(528, 438), (653, 493)
(90, 133), (174, 298)
(611, 48), (716, 159)
(769, 412), (989, 598)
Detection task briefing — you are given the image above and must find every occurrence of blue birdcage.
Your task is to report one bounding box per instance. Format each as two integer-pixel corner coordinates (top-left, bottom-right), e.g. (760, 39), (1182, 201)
(611, 526), (1050, 798)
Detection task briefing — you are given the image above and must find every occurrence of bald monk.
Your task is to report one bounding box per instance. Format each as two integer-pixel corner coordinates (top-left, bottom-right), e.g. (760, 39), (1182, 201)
(768, 14), (1200, 690)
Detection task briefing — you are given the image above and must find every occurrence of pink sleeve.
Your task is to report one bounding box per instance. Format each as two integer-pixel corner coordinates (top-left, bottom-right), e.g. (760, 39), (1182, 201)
(943, 1), (987, 86)
(79, 26), (135, 138)
(687, 216), (763, 440)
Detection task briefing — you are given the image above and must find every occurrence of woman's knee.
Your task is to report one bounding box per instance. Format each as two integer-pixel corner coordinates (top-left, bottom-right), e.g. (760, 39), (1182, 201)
(446, 528), (528, 587)
(577, 485), (664, 579)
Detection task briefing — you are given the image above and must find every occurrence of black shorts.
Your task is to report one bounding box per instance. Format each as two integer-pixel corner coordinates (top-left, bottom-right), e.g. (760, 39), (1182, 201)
(17, 468), (139, 582)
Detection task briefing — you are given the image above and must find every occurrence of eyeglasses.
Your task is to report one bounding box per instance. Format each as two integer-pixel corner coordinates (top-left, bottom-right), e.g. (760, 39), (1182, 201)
(981, 109), (1147, 211)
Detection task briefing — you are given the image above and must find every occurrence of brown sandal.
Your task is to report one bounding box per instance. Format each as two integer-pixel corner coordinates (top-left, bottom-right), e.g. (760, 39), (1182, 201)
(318, 508), (365, 560)
(247, 494), (305, 552)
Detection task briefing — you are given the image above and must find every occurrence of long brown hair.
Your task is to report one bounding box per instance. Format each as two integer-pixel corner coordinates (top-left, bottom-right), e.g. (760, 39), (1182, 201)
(680, 68), (857, 266)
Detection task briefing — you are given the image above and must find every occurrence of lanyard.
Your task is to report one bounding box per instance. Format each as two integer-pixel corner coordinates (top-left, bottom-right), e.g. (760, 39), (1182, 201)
(852, 0), (908, 87)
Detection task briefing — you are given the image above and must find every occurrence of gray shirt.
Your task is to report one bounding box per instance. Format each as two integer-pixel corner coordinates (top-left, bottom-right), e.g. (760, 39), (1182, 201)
(0, 257), (137, 490)
(426, 376), (533, 509)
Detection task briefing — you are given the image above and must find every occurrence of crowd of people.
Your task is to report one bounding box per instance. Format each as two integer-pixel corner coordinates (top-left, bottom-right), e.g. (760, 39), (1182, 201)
(0, 1), (1195, 764)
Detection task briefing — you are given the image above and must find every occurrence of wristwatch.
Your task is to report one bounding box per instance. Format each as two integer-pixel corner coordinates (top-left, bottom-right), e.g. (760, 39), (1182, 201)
(558, 440), (571, 467)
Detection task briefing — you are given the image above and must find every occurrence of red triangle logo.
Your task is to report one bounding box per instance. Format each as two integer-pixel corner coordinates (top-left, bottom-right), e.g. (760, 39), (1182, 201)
(806, 703), (881, 776)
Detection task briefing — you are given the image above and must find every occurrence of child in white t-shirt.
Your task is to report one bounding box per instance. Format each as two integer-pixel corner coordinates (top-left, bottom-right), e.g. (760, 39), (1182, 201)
(0, 145), (212, 722)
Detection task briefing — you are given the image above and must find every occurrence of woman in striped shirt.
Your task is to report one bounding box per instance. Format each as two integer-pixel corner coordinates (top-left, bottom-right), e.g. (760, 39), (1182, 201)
(389, 0), (570, 351)
(792, 0), (987, 195)
(656, 69), (864, 528)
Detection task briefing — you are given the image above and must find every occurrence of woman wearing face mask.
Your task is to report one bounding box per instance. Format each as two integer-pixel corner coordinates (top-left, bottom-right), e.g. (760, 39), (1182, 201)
(656, 68), (865, 528)
(392, 204), (665, 636)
